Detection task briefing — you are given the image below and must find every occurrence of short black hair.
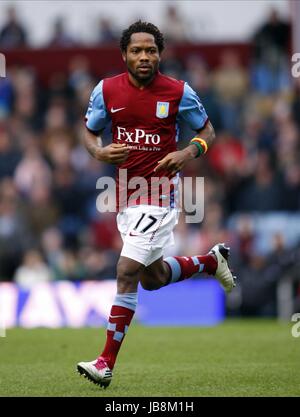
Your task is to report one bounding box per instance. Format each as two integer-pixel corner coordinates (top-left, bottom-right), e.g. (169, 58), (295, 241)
(120, 20), (164, 54)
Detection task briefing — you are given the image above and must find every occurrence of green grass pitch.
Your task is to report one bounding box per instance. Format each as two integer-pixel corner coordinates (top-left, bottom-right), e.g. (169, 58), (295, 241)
(0, 319), (299, 397)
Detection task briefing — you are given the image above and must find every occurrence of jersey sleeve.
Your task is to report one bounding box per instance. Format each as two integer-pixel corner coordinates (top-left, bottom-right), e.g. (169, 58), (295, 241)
(177, 82), (208, 131)
(85, 80), (111, 133)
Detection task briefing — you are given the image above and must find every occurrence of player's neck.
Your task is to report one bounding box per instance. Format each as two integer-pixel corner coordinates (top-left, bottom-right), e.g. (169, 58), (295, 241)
(127, 72), (157, 90)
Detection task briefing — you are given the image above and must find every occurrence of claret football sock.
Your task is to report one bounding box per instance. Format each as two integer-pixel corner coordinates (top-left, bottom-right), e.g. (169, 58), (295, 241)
(163, 255), (217, 284)
(98, 292), (137, 370)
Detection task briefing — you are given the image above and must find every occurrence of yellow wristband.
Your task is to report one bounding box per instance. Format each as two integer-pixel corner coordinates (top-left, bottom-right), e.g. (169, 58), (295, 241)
(190, 137), (208, 156)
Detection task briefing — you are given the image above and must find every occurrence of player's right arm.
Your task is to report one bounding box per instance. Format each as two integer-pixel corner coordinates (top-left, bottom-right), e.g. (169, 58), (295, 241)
(84, 80), (129, 164)
(84, 130), (129, 164)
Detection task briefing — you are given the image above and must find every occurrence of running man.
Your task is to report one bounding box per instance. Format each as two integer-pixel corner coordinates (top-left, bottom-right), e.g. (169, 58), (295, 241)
(77, 21), (236, 388)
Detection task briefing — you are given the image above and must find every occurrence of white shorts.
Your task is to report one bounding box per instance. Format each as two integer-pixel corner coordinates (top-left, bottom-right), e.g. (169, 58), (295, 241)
(117, 205), (179, 266)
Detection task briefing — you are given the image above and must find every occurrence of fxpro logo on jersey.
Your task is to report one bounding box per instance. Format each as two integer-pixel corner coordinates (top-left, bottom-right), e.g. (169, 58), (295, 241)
(116, 126), (161, 145)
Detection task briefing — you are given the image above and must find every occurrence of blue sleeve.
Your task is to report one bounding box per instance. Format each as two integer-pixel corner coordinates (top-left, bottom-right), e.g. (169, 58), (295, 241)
(178, 82), (208, 131)
(85, 80), (111, 132)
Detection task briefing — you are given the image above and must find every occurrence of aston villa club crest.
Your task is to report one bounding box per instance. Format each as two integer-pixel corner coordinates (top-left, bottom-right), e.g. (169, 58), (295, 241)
(156, 102), (169, 118)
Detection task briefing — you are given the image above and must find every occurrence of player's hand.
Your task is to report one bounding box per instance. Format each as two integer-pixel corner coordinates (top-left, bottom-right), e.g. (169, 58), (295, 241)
(97, 143), (129, 164)
(153, 150), (191, 177)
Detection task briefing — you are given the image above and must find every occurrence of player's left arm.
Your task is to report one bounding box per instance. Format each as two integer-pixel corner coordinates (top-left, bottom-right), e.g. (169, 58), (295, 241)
(154, 83), (215, 176)
(154, 121), (215, 176)
(185, 119), (216, 157)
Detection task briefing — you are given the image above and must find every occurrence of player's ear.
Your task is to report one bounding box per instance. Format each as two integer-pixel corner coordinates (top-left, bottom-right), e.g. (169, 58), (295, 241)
(122, 52), (126, 62)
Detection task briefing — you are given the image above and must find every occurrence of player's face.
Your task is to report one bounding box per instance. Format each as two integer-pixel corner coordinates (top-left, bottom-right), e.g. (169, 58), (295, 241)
(123, 32), (160, 85)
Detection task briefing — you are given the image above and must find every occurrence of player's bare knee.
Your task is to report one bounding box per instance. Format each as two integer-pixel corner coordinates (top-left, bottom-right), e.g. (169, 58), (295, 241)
(140, 280), (160, 291)
(140, 270), (164, 291)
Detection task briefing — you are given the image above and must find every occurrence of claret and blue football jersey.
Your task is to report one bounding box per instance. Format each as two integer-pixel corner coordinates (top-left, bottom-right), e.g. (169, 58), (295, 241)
(85, 71), (208, 210)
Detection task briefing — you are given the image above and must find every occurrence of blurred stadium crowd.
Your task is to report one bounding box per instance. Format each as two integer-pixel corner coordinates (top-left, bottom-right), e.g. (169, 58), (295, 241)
(0, 6), (299, 316)
(0, 5), (211, 48)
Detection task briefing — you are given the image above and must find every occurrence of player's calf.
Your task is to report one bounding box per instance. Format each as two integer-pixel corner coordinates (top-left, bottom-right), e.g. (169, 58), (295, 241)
(163, 243), (236, 293)
(163, 253), (217, 283)
(116, 256), (143, 293)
